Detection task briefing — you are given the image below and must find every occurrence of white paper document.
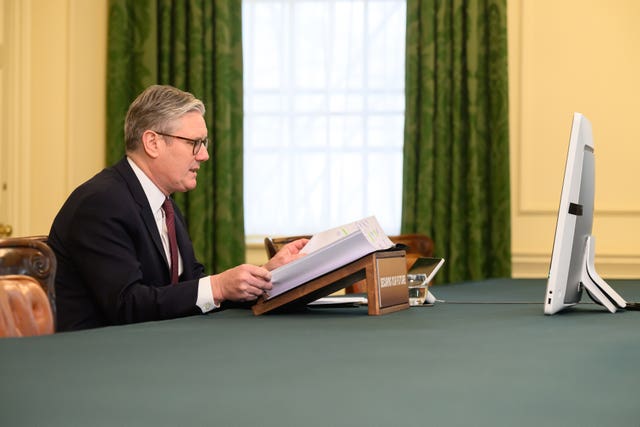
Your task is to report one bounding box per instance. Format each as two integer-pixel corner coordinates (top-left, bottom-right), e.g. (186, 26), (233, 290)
(267, 216), (394, 300)
(300, 216), (394, 254)
(308, 295), (368, 306)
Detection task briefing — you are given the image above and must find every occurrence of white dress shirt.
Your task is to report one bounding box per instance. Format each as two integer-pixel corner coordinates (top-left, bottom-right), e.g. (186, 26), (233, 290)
(127, 157), (217, 313)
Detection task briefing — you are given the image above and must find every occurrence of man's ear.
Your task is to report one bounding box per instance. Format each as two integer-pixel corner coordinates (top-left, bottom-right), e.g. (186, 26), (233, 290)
(141, 130), (161, 159)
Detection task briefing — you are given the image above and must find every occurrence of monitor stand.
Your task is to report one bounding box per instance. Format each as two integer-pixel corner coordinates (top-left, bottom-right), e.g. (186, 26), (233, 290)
(580, 236), (627, 313)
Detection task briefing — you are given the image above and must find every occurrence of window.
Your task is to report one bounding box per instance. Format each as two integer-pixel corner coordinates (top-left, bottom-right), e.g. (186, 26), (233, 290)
(243, 0), (406, 237)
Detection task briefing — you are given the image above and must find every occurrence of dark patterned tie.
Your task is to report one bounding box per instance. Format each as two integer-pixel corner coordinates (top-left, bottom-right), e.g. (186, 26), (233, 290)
(162, 198), (179, 284)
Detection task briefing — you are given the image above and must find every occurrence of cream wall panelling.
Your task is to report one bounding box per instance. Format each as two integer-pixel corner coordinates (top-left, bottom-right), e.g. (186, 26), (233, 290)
(2, 0), (106, 237)
(509, 0), (640, 278)
(1, 0), (31, 237)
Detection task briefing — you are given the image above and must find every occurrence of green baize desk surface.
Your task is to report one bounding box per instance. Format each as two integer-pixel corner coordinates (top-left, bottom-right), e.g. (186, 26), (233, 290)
(1, 278), (639, 427)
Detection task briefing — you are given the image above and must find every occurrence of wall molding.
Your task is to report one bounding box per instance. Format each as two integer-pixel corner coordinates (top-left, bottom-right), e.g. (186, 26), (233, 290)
(513, 254), (640, 279)
(4, 0), (31, 236)
(509, 0), (640, 279)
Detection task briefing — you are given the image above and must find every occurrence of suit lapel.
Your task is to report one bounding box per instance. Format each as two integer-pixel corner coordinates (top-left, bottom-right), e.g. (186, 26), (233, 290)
(113, 158), (167, 265)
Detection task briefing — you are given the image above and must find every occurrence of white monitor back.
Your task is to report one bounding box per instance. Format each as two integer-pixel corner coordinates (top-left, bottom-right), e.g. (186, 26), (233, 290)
(545, 113), (594, 314)
(544, 113), (626, 314)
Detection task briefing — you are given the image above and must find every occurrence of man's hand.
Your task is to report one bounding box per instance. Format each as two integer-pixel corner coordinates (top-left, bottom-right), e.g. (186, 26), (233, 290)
(263, 238), (309, 271)
(208, 238), (308, 305)
(209, 264), (273, 304)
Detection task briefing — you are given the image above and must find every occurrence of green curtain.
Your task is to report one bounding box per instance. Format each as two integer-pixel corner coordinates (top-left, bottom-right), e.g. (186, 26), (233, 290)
(402, 0), (511, 283)
(106, 0), (245, 273)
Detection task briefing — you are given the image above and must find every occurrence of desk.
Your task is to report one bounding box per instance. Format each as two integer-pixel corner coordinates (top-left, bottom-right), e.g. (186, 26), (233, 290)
(1, 278), (639, 426)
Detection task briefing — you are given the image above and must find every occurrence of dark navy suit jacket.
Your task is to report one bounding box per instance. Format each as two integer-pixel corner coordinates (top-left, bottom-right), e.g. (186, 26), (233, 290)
(49, 157), (205, 331)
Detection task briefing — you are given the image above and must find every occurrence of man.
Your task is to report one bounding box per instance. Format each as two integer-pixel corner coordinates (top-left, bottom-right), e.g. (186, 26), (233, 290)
(49, 85), (306, 331)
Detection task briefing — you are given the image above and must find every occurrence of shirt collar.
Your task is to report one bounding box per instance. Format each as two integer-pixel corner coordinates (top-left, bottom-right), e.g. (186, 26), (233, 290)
(127, 156), (167, 215)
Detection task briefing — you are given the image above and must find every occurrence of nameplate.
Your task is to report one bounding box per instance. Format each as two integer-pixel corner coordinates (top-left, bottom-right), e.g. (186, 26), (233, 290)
(377, 257), (408, 307)
(367, 251), (409, 315)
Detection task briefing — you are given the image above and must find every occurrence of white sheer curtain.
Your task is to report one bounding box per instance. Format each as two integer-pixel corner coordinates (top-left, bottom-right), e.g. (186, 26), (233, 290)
(242, 0), (406, 237)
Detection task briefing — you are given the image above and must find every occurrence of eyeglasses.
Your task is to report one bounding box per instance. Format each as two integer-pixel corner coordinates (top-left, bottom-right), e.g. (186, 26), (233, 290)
(154, 131), (209, 155)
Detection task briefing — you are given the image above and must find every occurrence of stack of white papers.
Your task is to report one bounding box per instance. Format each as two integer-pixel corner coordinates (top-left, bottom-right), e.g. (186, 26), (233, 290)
(267, 216), (394, 299)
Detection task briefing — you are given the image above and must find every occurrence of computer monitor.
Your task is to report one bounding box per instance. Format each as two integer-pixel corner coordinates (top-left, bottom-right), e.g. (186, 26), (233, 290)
(544, 112), (627, 315)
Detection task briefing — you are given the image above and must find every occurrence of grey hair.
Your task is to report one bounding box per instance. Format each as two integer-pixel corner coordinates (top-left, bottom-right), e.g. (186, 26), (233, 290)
(124, 85), (206, 152)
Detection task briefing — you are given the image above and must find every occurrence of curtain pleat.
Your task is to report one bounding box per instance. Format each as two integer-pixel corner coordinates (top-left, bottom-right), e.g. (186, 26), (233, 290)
(402, 0), (511, 283)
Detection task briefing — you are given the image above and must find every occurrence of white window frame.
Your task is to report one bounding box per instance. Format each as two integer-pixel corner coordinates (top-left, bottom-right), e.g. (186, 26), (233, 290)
(242, 0), (406, 239)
